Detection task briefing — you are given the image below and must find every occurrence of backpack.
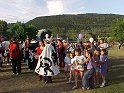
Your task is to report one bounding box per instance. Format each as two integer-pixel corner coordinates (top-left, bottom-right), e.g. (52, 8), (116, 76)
(9, 42), (20, 58)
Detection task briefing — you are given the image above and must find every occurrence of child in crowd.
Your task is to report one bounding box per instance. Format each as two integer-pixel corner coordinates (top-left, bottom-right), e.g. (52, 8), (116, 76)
(35, 40), (45, 81)
(99, 49), (108, 87)
(72, 48), (86, 89)
(64, 52), (71, 79)
(66, 52), (75, 84)
(0, 49), (3, 71)
(93, 50), (100, 86)
(79, 50), (95, 90)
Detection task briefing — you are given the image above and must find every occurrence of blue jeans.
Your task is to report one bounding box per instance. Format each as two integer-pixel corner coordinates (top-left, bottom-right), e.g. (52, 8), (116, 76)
(82, 68), (95, 88)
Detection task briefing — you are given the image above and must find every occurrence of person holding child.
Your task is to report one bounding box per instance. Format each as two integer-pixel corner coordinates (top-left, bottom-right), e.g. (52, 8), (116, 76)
(79, 50), (95, 90)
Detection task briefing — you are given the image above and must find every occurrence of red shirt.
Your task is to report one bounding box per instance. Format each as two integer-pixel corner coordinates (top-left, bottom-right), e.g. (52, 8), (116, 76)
(36, 47), (43, 55)
(9, 43), (20, 58)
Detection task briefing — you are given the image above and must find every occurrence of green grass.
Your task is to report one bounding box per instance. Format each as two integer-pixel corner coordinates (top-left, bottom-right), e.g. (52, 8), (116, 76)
(0, 47), (124, 93)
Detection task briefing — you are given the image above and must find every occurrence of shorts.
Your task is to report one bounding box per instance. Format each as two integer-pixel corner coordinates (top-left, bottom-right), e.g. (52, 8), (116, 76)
(64, 66), (70, 71)
(74, 69), (84, 73)
(0, 60), (2, 63)
(100, 69), (108, 76)
(94, 66), (100, 73)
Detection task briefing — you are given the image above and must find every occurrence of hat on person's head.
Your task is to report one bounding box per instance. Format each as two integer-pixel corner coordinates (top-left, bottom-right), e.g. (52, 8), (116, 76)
(44, 38), (50, 43)
(62, 40), (67, 43)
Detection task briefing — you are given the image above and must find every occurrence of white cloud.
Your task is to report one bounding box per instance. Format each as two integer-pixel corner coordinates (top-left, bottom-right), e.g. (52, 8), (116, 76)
(46, 0), (84, 15)
(0, 0), (49, 23)
(0, 0), (85, 23)
(62, 0), (85, 14)
(46, 0), (64, 15)
(2, 0), (123, 23)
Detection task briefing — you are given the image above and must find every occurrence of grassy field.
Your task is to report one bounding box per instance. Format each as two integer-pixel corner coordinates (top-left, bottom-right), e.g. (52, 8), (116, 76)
(0, 47), (124, 93)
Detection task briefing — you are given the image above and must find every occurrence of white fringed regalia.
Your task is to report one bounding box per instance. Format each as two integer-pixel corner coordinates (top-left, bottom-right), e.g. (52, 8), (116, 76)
(35, 44), (59, 76)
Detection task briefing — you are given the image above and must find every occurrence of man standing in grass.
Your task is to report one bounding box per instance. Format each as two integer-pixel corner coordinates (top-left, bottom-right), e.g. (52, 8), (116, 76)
(9, 38), (21, 75)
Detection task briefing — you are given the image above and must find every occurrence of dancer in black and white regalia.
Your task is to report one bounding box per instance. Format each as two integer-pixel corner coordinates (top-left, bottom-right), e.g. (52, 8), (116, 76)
(28, 39), (38, 71)
(35, 39), (59, 83)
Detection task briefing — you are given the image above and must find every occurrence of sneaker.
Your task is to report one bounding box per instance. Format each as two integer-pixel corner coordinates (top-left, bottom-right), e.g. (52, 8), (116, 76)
(7, 63), (11, 66)
(71, 81), (75, 83)
(17, 73), (21, 75)
(82, 87), (86, 90)
(82, 87), (90, 90)
(66, 81), (72, 84)
(72, 86), (78, 90)
(100, 83), (105, 88)
(13, 73), (17, 75)
(87, 87), (90, 90)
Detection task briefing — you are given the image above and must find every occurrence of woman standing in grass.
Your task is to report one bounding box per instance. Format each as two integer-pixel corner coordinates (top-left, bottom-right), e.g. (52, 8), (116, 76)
(57, 39), (65, 68)
(99, 49), (108, 87)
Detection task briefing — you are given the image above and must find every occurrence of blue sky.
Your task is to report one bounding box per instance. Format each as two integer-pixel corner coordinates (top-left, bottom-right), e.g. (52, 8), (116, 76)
(0, 0), (124, 23)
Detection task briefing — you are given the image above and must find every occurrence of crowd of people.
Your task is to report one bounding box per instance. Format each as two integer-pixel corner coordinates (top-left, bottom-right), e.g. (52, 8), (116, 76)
(0, 37), (110, 90)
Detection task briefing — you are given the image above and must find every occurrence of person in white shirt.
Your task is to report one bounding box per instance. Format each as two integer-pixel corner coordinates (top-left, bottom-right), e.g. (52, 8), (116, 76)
(2, 40), (10, 65)
(99, 39), (109, 55)
(72, 48), (86, 89)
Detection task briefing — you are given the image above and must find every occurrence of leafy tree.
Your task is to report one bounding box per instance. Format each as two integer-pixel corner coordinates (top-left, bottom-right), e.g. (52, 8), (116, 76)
(7, 22), (26, 40)
(7, 22), (38, 40)
(26, 24), (38, 39)
(112, 19), (124, 43)
(0, 20), (7, 35)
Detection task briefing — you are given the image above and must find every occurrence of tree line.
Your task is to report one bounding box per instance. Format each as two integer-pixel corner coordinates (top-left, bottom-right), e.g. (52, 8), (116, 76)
(0, 21), (37, 41)
(26, 13), (124, 40)
(0, 13), (124, 43)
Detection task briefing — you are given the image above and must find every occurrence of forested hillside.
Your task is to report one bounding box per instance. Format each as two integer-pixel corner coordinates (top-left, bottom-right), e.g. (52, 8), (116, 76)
(24, 13), (124, 39)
